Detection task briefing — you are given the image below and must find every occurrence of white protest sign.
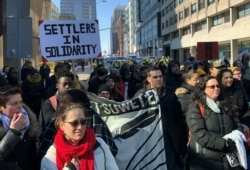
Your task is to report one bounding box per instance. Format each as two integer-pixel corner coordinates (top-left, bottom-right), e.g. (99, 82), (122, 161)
(39, 20), (101, 62)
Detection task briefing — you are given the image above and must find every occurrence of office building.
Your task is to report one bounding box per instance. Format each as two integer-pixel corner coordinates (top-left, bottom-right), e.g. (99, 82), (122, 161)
(60, 0), (97, 19)
(161, 0), (250, 63)
(111, 6), (126, 55)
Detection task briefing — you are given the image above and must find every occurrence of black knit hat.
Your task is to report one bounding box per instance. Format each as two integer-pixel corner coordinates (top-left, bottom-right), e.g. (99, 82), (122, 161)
(96, 67), (108, 76)
(97, 84), (111, 94)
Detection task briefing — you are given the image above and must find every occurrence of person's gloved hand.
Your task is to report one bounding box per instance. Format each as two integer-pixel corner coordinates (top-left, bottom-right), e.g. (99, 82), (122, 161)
(224, 139), (236, 153)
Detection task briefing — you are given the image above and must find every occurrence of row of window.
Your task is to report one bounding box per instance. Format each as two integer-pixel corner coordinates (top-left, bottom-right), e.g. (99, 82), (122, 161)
(161, 0), (215, 17)
(162, 2), (250, 31)
(162, 6), (249, 41)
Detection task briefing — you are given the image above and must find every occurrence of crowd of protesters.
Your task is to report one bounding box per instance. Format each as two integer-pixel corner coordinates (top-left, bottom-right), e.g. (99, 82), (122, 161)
(1, 52), (250, 169)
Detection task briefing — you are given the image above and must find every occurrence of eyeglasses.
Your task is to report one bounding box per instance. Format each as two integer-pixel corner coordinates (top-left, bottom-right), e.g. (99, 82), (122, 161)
(64, 118), (87, 127)
(206, 85), (220, 89)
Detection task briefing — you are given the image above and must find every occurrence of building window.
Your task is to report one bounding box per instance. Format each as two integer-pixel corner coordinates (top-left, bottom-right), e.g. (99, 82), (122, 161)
(195, 20), (207, 31)
(174, 14), (178, 23)
(213, 15), (222, 26)
(162, 22), (165, 29)
(238, 3), (250, 18)
(179, 0), (183, 4)
(191, 3), (197, 14)
(170, 17), (173, 25)
(179, 11), (184, 21)
(185, 7), (190, 17)
(166, 5), (170, 14)
(174, 0), (178, 8)
(224, 11), (230, 22)
(172, 31), (179, 39)
(208, 0), (215, 6)
(183, 26), (191, 35)
(213, 11), (230, 26)
(170, 2), (174, 11)
(162, 10), (165, 17)
(166, 20), (169, 28)
(199, 0), (205, 10)
(163, 34), (170, 41)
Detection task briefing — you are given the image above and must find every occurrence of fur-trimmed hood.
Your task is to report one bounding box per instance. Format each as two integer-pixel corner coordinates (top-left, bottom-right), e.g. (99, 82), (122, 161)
(0, 103), (39, 139)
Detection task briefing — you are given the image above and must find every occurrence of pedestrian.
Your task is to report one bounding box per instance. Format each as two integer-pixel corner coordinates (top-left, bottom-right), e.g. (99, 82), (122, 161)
(81, 59), (85, 72)
(40, 102), (119, 170)
(105, 75), (124, 102)
(21, 59), (34, 82)
(229, 67), (242, 81)
(135, 66), (188, 170)
(6, 67), (20, 87)
(175, 66), (200, 113)
(1, 65), (9, 78)
(165, 59), (183, 94)
(43, 62), (70, 100)
(39, 61), (51, 88)
(38, 69), (74, 158)
(0, 86), (39, 169)
(216, 69), (250, 165)
(209, 59), (226, 77)
(186, 75), (244, 169)
(0, 73), (8, 87)
(22, 69), (44, 119)
(88, 67), (108, 95)
(97, 83), (112, 100)
(60, 89), (118, 156)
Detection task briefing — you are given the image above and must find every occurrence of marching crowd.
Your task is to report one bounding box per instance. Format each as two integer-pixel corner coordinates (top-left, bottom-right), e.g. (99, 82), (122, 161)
(0, 52), (250, 169)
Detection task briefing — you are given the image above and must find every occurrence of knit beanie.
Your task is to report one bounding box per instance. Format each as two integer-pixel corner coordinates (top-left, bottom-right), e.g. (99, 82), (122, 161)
(98, 84), (111, 94)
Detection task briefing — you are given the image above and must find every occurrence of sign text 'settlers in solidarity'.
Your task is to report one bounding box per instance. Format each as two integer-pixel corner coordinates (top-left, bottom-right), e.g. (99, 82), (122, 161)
(44, 23), (96, 58)
(39, 20), (101, 62)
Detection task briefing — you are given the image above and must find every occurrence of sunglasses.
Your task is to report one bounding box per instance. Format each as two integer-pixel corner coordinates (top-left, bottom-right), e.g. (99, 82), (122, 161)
(64, 118), (87, 127)
(206, 85), (220, 89)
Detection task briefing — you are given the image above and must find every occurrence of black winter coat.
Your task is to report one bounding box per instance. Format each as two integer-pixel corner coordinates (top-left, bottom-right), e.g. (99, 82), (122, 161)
(0, 104), (39, 170)
(186, 101), (243, 170)
(22, 76), (44, 117)
(220, 80), (249, 123)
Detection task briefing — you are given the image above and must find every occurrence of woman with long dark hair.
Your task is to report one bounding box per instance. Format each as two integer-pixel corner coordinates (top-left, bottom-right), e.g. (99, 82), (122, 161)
(186, 75), (244, 170)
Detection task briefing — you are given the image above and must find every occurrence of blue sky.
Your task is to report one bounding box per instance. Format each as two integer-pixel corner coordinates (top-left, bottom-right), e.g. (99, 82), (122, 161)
(52, 0), (129, 55)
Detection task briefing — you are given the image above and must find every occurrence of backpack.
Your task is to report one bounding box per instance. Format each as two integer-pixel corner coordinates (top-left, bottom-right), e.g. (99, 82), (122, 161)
(38, 96), (58, 159)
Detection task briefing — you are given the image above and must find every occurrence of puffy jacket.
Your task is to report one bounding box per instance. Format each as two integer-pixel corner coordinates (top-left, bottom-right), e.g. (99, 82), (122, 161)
(186, 102), (243, 169)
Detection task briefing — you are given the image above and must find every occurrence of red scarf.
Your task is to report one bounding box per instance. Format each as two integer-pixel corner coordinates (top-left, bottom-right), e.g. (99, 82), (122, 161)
(54, 127), (96, 170)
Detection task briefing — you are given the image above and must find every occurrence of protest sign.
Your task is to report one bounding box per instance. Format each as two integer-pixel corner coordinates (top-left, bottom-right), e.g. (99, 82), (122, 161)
(39, 20), (101, 61)
(87, 89), (167, 169)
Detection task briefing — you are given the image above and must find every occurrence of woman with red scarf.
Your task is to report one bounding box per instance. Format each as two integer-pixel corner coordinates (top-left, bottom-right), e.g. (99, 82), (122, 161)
(40, 103), (118, 170)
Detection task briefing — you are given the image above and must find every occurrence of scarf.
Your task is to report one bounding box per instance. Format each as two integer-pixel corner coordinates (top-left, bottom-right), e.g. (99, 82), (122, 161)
(54, 127), (96, 170)
(0, 107), (30, 139)
(206, 96), (220, 113)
